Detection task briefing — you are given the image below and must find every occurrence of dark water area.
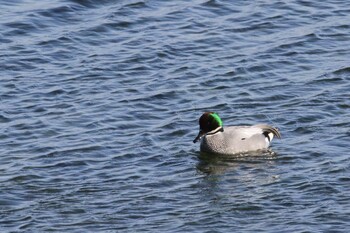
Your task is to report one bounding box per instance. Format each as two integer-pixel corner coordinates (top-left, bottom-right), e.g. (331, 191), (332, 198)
(1, 0), (350, 232)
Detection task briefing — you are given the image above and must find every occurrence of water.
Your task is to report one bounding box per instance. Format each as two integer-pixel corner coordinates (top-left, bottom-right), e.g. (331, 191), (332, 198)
(1, 0), (350, 232)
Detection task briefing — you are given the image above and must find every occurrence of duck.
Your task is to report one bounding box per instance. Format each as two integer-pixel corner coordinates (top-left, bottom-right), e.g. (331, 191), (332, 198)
(193, 112), (281, 155)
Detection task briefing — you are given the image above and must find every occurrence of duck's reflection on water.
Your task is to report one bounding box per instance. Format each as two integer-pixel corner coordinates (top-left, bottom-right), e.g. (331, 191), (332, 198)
(194, 150), (282, 208)
(196, 149), (279, 175)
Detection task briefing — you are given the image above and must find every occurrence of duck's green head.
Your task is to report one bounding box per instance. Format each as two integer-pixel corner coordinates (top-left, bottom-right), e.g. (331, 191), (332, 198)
(193, 112), (223, 143)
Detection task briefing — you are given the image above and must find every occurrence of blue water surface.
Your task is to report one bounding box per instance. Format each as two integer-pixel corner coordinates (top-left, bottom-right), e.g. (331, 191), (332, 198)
(1, 0), (350, 232)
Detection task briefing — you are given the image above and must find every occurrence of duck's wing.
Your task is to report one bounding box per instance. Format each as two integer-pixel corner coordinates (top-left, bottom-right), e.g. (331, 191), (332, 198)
(225, 125), (281, 141)
(221, 126), (270, 153)
(203, 125), (280, 154)
(254, 124), (281, 141)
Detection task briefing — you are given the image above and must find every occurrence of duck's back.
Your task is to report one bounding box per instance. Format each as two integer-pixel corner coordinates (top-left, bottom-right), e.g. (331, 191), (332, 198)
(200, 125), (272, 155)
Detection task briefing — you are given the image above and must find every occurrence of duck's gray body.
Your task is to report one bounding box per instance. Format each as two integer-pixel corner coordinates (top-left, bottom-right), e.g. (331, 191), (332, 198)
(200, 124), (280, 155)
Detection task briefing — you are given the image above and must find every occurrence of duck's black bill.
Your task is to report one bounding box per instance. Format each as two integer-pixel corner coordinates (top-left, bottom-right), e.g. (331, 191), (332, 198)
(193, 131), (204, 143)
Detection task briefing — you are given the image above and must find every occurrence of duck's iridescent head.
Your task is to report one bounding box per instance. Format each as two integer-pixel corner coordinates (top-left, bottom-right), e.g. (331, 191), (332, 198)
(193, 112), (223, 143)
